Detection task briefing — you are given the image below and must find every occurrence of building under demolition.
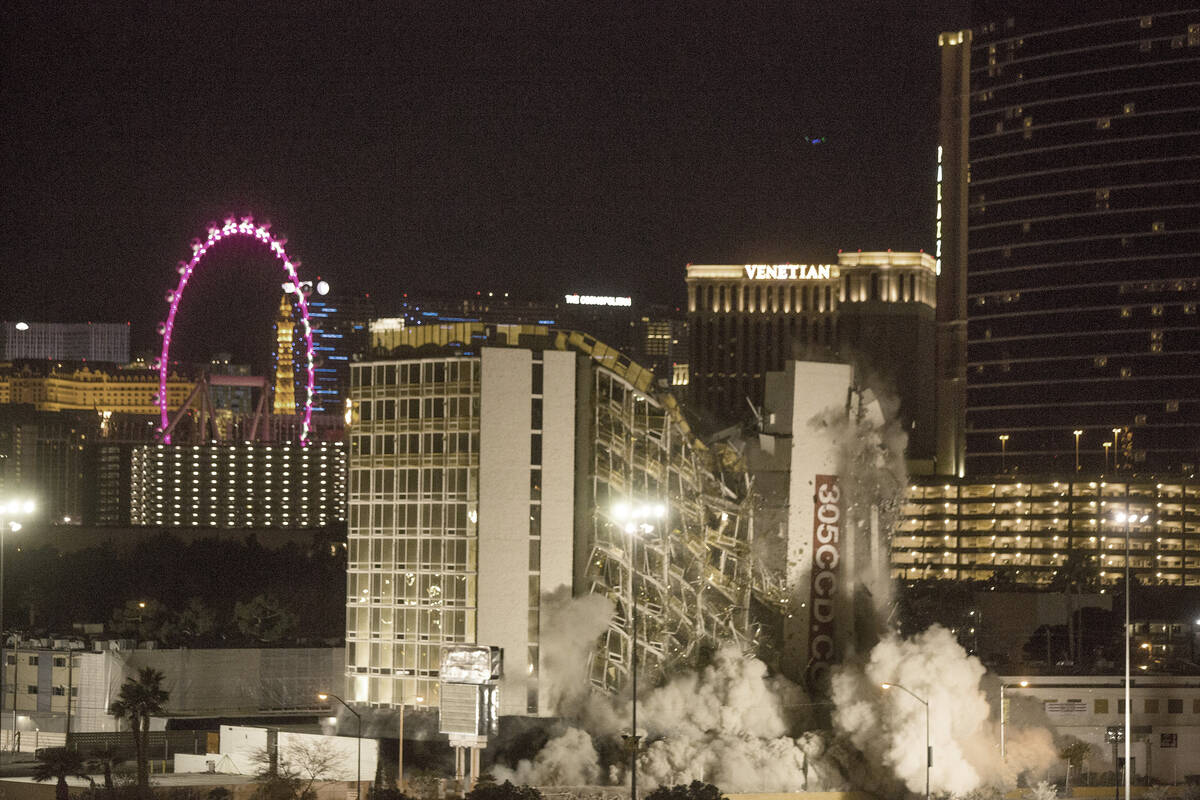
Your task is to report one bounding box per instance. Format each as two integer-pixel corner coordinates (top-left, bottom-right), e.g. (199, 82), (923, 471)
(347, 324), (760, 716)
(345, 323), (900, 717)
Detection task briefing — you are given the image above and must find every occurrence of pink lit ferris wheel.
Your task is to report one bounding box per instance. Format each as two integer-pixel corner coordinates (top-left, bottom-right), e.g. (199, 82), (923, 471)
(156, 216), (316, 444)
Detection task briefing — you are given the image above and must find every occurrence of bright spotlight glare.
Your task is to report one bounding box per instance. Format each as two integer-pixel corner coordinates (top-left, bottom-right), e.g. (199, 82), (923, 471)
(316, 280), (330, 295)
(14, 322), (29, 331)
(281, 282), (296, 293)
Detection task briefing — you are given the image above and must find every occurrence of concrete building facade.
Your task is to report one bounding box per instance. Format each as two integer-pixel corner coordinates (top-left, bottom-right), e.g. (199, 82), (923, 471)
(1002, 675), (1200, 783)
(2, 642), (343, 735)
(346, 324), (754, 717)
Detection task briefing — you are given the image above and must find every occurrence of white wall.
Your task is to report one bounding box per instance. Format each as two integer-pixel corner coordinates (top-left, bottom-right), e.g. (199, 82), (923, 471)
(540, 349), (577, 595)
(772, 361), (853, 682)
(478, 347), (534, 716)
(537, 350), (578, 715)
(215, 724), (269, 775)
(176, 726), (378, 782)
(278, 730), (378, 783)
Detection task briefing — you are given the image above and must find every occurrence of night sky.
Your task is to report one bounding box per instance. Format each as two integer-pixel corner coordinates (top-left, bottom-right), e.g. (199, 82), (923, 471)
(2, 1), (966, 355)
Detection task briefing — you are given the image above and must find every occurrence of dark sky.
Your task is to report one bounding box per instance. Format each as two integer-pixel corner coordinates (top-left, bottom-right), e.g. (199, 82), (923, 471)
(1, 1), (966, 354)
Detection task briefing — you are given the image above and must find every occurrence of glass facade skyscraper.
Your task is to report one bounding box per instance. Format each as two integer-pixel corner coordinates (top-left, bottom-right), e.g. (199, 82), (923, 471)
(940, 3), (1200, 473)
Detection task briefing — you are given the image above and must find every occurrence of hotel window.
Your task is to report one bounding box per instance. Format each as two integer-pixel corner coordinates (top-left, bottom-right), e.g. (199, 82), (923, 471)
(1144, 698), (1159, 713)
(1168, 698), (1182, 713)
(1095, 698), (1109, 714)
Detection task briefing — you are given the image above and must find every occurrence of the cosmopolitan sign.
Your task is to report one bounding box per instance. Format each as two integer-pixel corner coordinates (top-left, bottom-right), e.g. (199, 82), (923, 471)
(807, 474), (841, 686)
(564, 294), (632, 307)
(744, 264), (834, 280)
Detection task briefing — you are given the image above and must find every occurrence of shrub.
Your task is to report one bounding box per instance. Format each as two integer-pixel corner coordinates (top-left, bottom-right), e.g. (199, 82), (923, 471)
(645, 781), (728, 800)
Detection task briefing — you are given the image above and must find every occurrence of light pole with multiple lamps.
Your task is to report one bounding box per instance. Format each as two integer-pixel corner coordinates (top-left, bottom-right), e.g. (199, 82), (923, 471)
(1, 497), (35, 757)
(317, 692), (361, 798)
(1113, 511), (1146, 797)
(611, 500), (666, 800)
(881, 683), (930, 800)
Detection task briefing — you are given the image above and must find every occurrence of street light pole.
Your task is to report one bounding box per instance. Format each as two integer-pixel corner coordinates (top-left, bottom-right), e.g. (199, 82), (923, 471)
(998, 435), (1009, 473)
(1073, 430), (1083, 471)
(318, 692), (361, 799)
(1114, 511), (1145, 798)
(611, 500), (666, 800)
(882, 683), (930, 800)
(999, 680), (1028, 760)
(1103, 441), (1112, 472)
(1, 498), (35, 759)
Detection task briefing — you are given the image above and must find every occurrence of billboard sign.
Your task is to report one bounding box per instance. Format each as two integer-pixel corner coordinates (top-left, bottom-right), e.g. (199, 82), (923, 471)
(806, 474), (841, 686)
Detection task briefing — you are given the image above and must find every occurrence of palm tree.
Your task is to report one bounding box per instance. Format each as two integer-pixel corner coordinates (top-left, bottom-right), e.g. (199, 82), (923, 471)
(33, 747), (91, 800)
(109, 667), (169, 796)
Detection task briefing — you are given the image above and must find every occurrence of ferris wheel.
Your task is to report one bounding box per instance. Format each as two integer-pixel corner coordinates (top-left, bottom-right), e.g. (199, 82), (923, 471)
(156, 216), (317, 444)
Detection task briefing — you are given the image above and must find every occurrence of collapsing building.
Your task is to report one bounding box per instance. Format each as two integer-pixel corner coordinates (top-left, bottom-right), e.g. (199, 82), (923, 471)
(744, 361), (904, 688)
(344, 323), (899, 718)
(346, 324), (757, 717)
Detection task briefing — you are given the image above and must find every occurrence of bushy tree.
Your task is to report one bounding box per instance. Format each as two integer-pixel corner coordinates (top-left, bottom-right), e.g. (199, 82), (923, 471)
(33, 747), (91, 800)
(464, 780), (541, 800)
(235, 594), (298, 643)
(645, 781), (727, 800)
(367, 788), (412, 800)
(1024, 781), (1058, 800)
(251, 740), (341, 800)
(86, 744), (127, 792)
(1058, 740), (1093, 780)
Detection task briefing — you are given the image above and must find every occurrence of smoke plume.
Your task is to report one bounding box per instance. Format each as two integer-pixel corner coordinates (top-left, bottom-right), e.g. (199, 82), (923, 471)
(832, 625), (1055, 796)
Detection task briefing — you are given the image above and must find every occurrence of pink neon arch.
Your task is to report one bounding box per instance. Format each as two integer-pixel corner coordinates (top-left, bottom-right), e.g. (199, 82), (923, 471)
(157, 216), (316, 444)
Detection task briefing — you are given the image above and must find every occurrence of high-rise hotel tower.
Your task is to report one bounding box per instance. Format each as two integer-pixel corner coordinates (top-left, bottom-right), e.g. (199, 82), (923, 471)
(938, 2), (1200, 474)
(687, 252), (938, 463)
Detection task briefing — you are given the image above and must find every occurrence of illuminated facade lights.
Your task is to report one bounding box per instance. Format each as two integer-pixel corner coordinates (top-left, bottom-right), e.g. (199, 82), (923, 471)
(896, 476), (1200, 586)
(130, 441), (345, 528)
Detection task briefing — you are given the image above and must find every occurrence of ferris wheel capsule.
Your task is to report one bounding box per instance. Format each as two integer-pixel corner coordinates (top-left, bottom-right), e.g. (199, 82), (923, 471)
(157, 323), (166, 336)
